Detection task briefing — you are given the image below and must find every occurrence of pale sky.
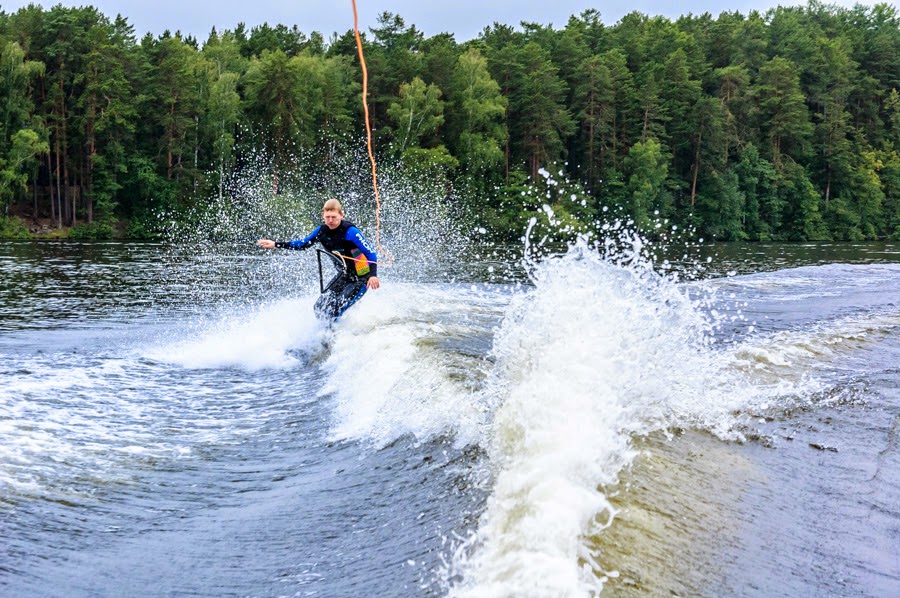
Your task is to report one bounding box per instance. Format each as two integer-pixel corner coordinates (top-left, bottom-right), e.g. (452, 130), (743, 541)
(1, 1), (892, 43)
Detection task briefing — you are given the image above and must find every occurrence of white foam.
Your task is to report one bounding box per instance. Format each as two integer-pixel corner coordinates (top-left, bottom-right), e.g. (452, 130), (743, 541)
(729, 309), (900, 382)
(0, 357), (193, 495)
(321, 283), (503, 448)
(0, 341), (283, 496)
(449, 239), (756, 597)
(144, 297), (327, 370)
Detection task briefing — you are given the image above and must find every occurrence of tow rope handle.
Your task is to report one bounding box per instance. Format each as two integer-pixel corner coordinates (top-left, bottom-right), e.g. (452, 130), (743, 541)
(316, 248), (346, 293)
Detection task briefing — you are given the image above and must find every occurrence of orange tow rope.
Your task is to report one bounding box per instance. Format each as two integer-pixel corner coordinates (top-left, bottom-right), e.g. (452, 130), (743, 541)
(351, 0), (393, 266)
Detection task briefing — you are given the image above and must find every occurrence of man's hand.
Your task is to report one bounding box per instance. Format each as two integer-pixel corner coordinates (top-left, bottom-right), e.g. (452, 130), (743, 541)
(257, 239), (275, 249)
(367, 276), (380, 290)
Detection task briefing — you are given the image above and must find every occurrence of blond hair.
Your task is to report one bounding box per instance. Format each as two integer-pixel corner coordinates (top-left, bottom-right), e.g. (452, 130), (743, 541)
(322, 198), (343, 213)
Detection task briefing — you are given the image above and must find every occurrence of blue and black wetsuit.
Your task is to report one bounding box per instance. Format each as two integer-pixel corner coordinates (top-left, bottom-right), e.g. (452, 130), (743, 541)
(275, 220), (377, 319)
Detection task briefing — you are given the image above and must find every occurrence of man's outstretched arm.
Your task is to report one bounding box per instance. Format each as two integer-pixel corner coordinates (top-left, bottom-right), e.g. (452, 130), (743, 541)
(257, 227), (322, 250)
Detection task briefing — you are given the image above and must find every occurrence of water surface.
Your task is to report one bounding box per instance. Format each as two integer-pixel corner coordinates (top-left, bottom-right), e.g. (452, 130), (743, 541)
(1, 240), (898, 596)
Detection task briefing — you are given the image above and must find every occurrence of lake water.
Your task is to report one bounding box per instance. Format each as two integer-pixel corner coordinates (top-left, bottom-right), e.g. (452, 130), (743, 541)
(1, 239), (898, 597)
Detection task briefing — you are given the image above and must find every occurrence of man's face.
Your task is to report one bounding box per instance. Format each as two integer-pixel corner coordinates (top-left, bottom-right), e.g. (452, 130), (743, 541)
(323, 210), (343, 229)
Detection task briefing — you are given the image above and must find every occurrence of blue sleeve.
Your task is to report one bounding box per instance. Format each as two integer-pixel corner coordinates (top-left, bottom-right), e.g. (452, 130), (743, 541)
(345, 226), (378, 276)
(280, 226), (321, 250)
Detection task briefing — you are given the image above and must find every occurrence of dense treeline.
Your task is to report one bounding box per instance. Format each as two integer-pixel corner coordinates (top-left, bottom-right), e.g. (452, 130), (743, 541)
(1, 2), (899, 240)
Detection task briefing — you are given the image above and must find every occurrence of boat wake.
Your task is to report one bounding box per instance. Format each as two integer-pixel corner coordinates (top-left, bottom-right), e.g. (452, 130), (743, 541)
(129, 237), (897, 598)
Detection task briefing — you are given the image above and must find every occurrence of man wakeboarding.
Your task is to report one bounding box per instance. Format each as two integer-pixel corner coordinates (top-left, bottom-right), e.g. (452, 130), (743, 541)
(257, 199), (380, 319)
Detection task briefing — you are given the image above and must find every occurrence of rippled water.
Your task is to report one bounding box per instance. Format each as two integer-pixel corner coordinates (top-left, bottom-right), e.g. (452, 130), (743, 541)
(1, 240), (898, 597)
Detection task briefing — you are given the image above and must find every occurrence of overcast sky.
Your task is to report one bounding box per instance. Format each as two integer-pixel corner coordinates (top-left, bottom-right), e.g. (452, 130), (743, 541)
(1, 1), (891, 42)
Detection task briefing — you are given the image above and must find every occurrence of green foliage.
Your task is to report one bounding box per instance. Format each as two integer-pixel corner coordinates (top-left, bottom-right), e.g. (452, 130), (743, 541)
(386, 77), (445, 154)
(123, 213), (162, 240)
(623, 138), (670, 231)
(715, 64), (751, 156)
(486, 170), (539, 240)
(571, 54), (615, 189)
(697, 170), (745, 241)
(0, 40), (47, 216)
(448, 48), (506, 184)
(243, 49), (314, 161)
(205, 69), (240, 199)
(877, 148), (900, 238)
(754, 56), (813, 163)
(778, 161), (829, 241)
(401, 146), (458, 180)
(733, 143), (778, 240)
(508, 42), (576, 178)
(848, 150), (886, 239)
(317, 55), (359, 144)
(0, 2), (898, 243)
(68, 220), (115, 239)
(0, 215), (31, 238)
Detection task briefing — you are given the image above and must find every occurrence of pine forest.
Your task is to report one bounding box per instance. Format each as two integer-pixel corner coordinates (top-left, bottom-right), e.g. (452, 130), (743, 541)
(1, 2), (899, 242)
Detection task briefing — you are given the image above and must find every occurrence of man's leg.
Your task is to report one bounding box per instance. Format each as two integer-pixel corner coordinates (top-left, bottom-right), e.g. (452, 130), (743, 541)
(314, 277), (348, 320)
(314, 277), (367, 320)
(334, 280), (367, 318)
